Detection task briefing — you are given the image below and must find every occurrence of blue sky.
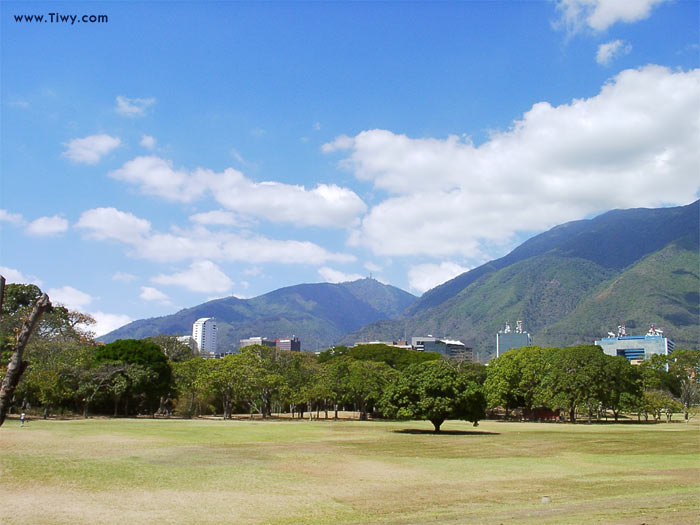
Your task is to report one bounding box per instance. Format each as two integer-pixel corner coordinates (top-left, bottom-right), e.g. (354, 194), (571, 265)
(1, 0), (698, 336)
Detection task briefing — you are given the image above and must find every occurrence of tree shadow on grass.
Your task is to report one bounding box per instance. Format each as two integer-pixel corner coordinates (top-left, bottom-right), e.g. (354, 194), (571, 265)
(393, 429), (500, 436)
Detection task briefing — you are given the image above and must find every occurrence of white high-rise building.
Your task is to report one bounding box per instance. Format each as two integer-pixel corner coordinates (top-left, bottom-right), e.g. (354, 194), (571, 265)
(192, 317), (217, 353)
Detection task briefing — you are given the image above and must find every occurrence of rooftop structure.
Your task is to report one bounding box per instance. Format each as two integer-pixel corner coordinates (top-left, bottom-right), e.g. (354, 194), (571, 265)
(496, 321), (531, 357)
(412, 336), (474, 362)
(595, 324), (674, 364)
(353, 340), (412, 349)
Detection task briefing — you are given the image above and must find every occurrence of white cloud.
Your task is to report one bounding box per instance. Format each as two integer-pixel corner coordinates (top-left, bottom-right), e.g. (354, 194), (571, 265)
(408, 262), (470, 294)
(139, 286), (170, 303)
(26, 215), (68, 236)
(189, 210), (240, 226)
(109, 156), (201, 202)
(0, 266), (43, 287)
(112, 272), (137, 282)
(0, 209), (24, 225)
(555, 0), (668, 33)
(47, 285), (93, 310)
(109, 156), (367, 228)
(152, 260), (234, 294)
(76, 207), (151, 243)
(318, 267), (364, 283)
(115, 95), (156, 117)
(62, 134), (121, 165)
(321, 134), (354, 153)
(140, 135), (156, 150)
(91, 311), (132, 337)
(327, 66), (700, 258)
(77, 207), (355, 265)
(596, 40), (631, 65)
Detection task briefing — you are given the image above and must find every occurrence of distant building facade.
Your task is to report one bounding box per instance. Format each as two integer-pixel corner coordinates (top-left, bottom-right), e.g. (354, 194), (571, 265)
(353, 340), (411, 349)
(177, 336), (198, 352)
(192, 317), (217, 354)
(412, 336), (474, 362)
(496, 321), (532, 357)
(274, 337), (301, 352)
(240, 336), (276, 349)
(595, 324), (674, 364)
(240, 336), (301, 352)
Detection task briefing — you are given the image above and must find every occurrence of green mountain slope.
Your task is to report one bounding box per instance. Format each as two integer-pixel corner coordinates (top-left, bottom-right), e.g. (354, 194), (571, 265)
(340, 201), (699, 359)
(99, 279), (416, 351)
(539, 235), (699, 349)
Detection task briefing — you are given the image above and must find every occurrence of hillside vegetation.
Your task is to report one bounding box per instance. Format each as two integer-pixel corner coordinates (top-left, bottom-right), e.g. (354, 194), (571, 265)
(100, 279), (416, 351)
(341, 201), (699, 359)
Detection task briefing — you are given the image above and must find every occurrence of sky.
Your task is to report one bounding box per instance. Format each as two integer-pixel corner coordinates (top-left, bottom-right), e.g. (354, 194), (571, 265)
(1, 0), (698, 337)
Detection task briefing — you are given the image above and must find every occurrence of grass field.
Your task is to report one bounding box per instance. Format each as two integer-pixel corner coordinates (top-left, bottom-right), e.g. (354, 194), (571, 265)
(1, 416), (698, 524)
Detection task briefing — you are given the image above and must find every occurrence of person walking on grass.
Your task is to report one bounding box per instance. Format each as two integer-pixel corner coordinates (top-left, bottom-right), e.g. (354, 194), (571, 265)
(20, 412), (25, 427)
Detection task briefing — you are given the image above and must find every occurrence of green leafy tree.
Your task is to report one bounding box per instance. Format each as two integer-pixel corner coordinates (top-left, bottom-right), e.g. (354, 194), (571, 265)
(667, 349), (700, 421)
(600, 355), (642, 421)
(146, 334), (196, 362)
(346, 359), (395, 420)
(484, 351), (522, 417)
(96, 339), (172, 414)
(541, 345), (607, 423)
(382, 360), (485, 432)
(172, 357), (205, 418)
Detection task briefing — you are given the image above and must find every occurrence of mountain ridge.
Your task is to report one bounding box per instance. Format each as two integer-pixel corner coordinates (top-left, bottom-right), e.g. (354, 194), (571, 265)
(99, 278), (417, 350)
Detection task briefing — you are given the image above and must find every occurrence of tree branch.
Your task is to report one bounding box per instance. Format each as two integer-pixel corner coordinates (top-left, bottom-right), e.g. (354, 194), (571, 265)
(0, 293), (52, 426)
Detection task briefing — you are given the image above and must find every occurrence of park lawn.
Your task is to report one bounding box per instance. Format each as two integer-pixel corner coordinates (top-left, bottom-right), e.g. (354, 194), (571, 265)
(0, 417), (698, 524)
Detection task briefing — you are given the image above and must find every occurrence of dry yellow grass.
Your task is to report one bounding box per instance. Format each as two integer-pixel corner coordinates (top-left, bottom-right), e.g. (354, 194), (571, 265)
(1, 417), (698, 524)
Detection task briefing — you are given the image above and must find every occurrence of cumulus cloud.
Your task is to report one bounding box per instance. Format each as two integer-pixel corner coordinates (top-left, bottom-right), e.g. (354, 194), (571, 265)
(76, 207), (354, 265)
(140, 135), (156, 150)
(26, 215), (68, 236)
(596, 40), (631, 65)
(408, 262), (470, 294)
(47, 285), (93, 310)
(63, 134), (121, 165)
(139, 286), (170, 303)
(115, 95), (156, 117)
(76, 207), (151, 243)
(0, 266), (43, 287)
(91, 311), (132, 337)
(108, 156), (367, 228)
(109, 156), (201, 202)
(555, 0), (668, 33)
(152, 260), (234, 294)
(326, 66), (700, 258)
(318, 267), (364, 283)
(0, 209), (24, 225)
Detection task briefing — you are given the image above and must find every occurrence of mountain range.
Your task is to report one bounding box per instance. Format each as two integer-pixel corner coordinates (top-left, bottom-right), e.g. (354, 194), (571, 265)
(101, 201), (699, 358)
(99, 278), (417, 350)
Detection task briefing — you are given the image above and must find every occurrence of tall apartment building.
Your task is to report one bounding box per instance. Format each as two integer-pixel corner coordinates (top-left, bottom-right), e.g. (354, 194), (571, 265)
(192, 317), (217, 354)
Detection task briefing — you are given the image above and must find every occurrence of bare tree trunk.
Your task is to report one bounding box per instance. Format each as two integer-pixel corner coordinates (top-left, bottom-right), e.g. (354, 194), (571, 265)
(0, 292), (51, 427)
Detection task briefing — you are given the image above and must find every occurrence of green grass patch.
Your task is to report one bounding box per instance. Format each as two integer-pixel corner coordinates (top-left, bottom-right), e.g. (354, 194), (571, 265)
(1, 417), (698, 524)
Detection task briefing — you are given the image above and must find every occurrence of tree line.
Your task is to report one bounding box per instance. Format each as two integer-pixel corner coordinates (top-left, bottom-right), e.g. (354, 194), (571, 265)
(1, 283), (698, 432)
